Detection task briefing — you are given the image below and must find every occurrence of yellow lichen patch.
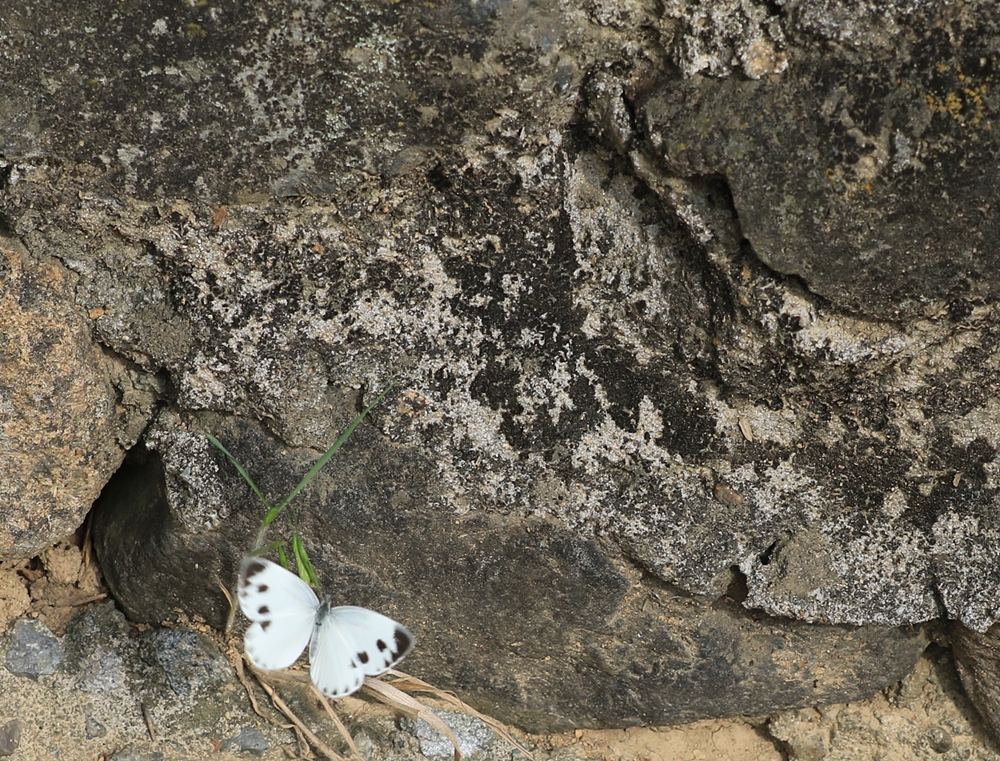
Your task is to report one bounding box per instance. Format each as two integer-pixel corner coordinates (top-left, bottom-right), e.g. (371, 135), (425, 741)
(924, 65), (991, 128)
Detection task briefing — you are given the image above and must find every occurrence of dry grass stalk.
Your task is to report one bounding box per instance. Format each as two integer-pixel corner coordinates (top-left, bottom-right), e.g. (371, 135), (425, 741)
(251, 666), (348, 761)
(383, 670), (534, 759)
(313, 688), (362, 758)
(362, 676), (464, 761)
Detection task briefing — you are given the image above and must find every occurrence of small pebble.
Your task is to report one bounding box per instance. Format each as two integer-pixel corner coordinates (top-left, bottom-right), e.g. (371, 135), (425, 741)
(221, 726), (269, 757)
(0, 720), (21, 757)
(925, 725), (953, 753)
(4, 619), (62, 679)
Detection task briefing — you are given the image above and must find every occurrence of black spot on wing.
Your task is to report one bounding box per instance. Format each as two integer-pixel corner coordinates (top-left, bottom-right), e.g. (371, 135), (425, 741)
(321, 673), (364, 698)
(257, 605), (270, 615)
(242, 559), (267, 582)
(373, 627), (414, 669)
(239, 559), (270, 596)
(260, 620), (271, 632)
(392, 628), (412, 660)
(357, 651), (370, 665)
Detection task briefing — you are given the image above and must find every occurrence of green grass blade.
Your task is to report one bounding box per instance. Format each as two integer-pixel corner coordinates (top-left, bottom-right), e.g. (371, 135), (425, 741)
(247, 540), (284, 559)
(205, 434), (272, 509)
(292, 533), (321, 591)
(211, 385), (394, 559)
(261, 504), (284, 528)
(274, 384), (395, 512)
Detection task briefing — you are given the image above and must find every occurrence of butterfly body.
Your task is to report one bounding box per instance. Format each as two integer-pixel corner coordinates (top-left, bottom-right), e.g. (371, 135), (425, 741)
(238, 556), (414, 697)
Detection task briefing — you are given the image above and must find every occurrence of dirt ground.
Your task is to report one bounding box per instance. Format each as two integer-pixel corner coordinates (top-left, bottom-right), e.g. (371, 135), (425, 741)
(2, 531), (997, 761)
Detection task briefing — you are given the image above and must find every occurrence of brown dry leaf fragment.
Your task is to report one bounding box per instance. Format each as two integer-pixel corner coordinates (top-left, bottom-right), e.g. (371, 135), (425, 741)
(713, 482), (744, 506)
(212, 205), (228, 229)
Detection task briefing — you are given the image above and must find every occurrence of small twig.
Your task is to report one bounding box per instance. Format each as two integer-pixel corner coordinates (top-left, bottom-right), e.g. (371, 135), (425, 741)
(313, 687), (363, 759)
(70, 593), (109, 607)
(233, 652), (313, 760)
(217, 576), (237, 636)
(234, 657), (272, 721)
(252, 666), (347, 761)
(140, 702), (157, 742)
(80, 512), (94, 582)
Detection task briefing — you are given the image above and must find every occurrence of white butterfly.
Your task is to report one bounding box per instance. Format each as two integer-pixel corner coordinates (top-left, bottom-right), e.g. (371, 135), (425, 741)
(238, 556), (414, 697)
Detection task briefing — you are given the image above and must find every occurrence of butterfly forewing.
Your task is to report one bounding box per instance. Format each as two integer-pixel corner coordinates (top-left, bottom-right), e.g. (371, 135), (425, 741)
(238, 557), (320, 671)
(309, 605), (415, 698)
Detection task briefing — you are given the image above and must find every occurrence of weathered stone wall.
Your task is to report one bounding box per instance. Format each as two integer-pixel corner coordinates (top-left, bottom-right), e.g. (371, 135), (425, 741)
(2, 0), (999, 734)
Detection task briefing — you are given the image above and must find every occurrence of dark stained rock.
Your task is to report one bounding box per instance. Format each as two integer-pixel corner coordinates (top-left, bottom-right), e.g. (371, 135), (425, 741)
(951, 622), (1000, 741)
(4, 0), (1000, 738)
(93, 413), (926, 732)
(634, 6), (1000, 320)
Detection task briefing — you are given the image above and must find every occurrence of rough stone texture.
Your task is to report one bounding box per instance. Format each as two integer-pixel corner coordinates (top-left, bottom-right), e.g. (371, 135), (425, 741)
(952, 622), (1000, 744)
(0, 236), (130, 559)
(1, 549), (998, 761)
(604, 2), (1000, 634)
(769, 644), (1000, 761)
(635, 5), (1000, 320)
(93, 413), (926, 732)
(413, 709), (497, 761)
(0, 602), (289, 760)
(3, 0), (1000, 738)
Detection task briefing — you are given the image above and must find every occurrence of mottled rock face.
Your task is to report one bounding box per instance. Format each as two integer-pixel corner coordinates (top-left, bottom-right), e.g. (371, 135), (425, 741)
(92, 414), (926, 732)
(0, 601), (287, 757)
(3, 0), (1000, 734)
(0, 238), (125, 558)
(636, 7), (1000, 320)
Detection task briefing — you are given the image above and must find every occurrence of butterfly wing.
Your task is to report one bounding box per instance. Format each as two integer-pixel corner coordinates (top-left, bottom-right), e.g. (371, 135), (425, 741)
(309, 605), (415, 698)
(238, 557), (319, 671)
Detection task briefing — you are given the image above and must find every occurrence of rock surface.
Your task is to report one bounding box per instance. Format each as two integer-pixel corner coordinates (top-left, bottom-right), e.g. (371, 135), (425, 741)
(3, 0), (1000, 740)
(0, 538), (994, 760)
(0, 237), (128, 558)
(93, 413), (927, 732)
(0, 600), (287, 760)
(636, 5), (1000, 319)
(952, 622), (1000, 745)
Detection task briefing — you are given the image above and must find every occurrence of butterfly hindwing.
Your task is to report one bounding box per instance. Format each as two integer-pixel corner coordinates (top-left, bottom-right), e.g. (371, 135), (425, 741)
(309, 606), (415, 698)
(238, 557), (319, 671)
(308, 608), (366, 698)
